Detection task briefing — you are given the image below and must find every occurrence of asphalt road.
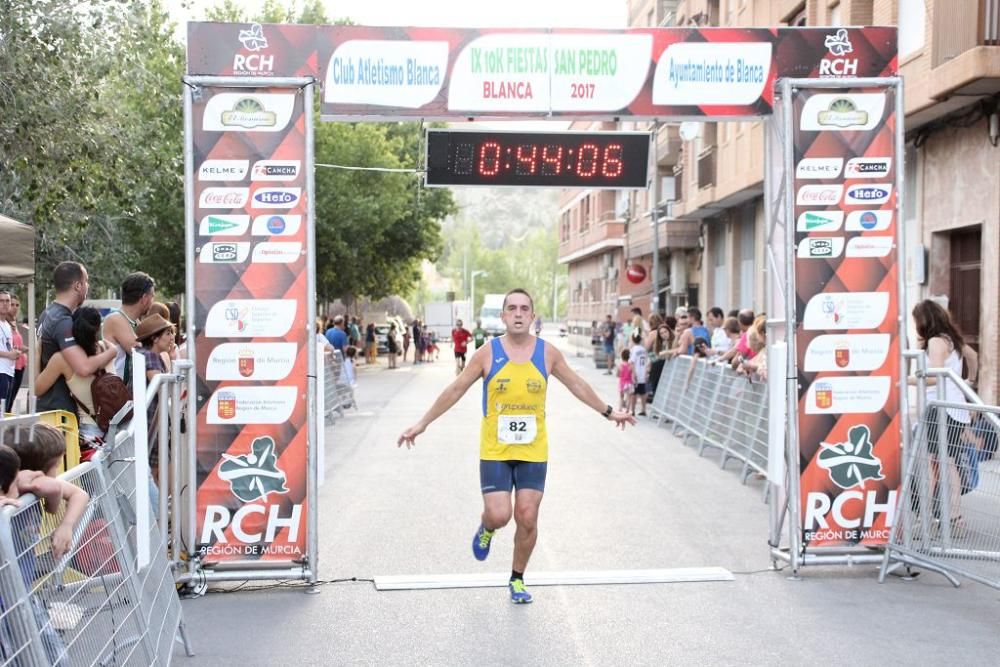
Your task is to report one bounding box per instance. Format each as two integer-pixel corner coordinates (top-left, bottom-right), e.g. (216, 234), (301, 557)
(179, 333), (1000, 666)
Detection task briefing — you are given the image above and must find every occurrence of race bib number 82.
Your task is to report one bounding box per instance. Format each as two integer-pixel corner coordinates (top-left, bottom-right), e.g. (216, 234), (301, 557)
(498, 415), (537, 445)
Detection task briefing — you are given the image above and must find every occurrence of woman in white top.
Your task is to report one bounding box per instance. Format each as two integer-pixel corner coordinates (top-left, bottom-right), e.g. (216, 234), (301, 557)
(908, 299), (972, 532)
(35, 307), (115, 444)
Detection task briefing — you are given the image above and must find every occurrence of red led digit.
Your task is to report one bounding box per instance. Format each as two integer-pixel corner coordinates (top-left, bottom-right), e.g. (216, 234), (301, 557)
(602, 144), (623, 177)
(515, 144), (538, 175)
(541, 145), (563, 175)
(479, 141), (501, 176)
(577, 143), (599, 177)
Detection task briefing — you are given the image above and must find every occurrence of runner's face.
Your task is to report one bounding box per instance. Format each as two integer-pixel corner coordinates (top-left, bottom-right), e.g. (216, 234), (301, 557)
(501, 294), (533, 333)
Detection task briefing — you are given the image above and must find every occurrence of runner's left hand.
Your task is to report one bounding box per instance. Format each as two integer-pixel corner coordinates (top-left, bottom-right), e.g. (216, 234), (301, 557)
(397, 423), (426, 449)
(609, 410), (636, 430)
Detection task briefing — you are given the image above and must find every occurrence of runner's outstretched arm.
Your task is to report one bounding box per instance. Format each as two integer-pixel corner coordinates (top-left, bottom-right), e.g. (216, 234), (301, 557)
(397, 346), (488, 448)
(548, 345), (636, 430)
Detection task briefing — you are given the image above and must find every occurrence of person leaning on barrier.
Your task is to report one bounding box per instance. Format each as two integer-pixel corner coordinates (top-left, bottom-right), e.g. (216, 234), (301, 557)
(907, 299), (973, 535)
(1, 426), (89, 560)
(34, 307), (115, 446)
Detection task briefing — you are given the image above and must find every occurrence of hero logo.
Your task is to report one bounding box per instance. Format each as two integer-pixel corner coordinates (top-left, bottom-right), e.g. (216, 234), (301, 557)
(845, 184), (892, 205)
(251, 188), (300, 209)
(797, 184), (843, 205)
(845, 157), (892, 178)
(234, 23), (273, 75)
(820, 28), (858, 77)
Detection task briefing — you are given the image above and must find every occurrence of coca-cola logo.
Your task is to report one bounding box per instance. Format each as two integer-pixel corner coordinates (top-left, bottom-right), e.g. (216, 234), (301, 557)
(199, 187), (249, 209)
(797, 185), (843, 205)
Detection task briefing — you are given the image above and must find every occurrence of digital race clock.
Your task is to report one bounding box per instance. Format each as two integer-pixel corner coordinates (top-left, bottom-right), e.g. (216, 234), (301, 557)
(424, 129), (651, 189)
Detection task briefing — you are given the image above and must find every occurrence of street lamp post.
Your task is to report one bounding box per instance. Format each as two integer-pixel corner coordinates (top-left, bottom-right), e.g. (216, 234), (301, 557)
(470, 270), (487, 321)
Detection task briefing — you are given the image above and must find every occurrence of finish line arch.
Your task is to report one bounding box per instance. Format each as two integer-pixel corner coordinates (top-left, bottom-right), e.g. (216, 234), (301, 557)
(181, 22), (902, 583)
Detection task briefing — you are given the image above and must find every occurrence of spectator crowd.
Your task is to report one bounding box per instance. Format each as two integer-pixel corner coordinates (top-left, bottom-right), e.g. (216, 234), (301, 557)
(596, 305), (768, 417)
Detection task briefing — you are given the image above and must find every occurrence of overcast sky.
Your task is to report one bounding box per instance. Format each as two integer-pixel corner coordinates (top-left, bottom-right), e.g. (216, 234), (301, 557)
(176, 0), (628, 30)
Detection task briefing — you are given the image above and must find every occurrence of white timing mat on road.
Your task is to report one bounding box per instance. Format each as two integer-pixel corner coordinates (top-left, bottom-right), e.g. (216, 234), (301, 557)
(374, 567), (734, 591)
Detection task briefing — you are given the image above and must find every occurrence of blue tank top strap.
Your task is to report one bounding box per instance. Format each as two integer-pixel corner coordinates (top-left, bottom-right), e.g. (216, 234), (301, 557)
(531, 337), (547, 379)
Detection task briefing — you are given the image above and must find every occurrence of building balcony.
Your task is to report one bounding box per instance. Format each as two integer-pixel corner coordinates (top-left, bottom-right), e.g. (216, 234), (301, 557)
(909, 0), (1000, 125)
(626, 215), (701, 258)
(656, 124), (682, 167)
(558, 220), (626, 265)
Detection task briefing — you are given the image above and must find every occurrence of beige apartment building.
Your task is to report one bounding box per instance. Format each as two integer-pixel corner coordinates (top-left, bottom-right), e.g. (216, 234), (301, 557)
(558, 0), (1000, 400)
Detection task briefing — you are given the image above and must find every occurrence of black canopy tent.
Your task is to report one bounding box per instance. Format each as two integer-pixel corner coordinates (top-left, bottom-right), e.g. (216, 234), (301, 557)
(0, 214), (36, 410)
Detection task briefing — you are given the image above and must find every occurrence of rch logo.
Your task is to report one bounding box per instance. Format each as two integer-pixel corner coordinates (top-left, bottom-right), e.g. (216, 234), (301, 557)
(218, 436), (289, 502)
(235, 23), (273, 74)
(817, 425), (885, 489)
(820, 28), (858, 77)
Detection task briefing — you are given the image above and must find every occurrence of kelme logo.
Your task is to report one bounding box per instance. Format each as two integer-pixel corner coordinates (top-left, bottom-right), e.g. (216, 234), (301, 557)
(218, 436), (289, 502)
(817, 425), (885, 490)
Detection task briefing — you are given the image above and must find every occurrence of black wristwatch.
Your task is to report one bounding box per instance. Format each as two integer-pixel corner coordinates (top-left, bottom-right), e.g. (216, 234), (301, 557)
(602, 404), (614, 420)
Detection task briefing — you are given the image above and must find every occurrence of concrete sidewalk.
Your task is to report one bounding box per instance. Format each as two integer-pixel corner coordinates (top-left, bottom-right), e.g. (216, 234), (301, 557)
(178, 335), (1000, 666)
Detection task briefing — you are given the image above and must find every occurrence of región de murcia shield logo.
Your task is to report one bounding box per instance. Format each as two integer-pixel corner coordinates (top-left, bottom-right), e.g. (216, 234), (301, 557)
(817, 425), (885, 489)
(218, 436), (289, 502)
(238, 349), (255, 377)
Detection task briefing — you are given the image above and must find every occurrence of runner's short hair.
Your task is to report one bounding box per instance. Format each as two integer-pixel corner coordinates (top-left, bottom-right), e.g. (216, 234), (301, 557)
(502, 288), (534, 311)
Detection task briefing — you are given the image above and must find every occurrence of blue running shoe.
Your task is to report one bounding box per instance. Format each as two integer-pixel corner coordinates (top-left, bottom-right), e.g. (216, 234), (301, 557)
(472, 524), (495, 561)
(508, 578), (532, 604)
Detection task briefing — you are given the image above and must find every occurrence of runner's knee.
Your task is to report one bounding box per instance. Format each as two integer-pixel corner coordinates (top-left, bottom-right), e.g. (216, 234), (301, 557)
(485, 506), (512, 528)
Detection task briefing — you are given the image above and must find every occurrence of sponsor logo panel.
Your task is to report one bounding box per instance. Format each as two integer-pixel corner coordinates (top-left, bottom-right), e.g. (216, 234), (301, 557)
(845, 157), (891, 179)
(802, 292), (890, 330)
(199, 160), (249, 181)
(800, 93), (886, 131)
(199, 242), (251, 264)
(206, 342), (298, 381)
(845, 210), (892, 232)
(234, 24), (274, 75)
(844, 183), (892, 205)
(199, 187), (249, 209)
(206, 386), (298, 424)
(803, 333), (892, 372)
(251, 188), (301, 209)
(805, 376), (891, 414)
(251, 215), (302, 237)
(796, 211), (844, 232)
(251, 160), (301, 181)
(202, 93), (296, 132)
(252, 242), (303, 263)
(796, 157), (844, 179)
(817, 424), (886, 489)
(846, 236), (894, 258)
(199, 215), (250, 236)
(797, 184), (843, 206)
(818, 29), (860, 78)
(205, 300), (297, 338)
(797, 237), (845, 259)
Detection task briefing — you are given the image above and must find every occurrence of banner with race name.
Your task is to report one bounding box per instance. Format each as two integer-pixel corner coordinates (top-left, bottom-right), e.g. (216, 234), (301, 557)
(792, 85), (900, 548)
(187, 23), (896, 120)
(188, 84), (312, 565)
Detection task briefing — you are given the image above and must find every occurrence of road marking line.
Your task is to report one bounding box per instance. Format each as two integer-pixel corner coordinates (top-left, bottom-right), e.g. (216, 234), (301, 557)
(373, 567), (733, 590)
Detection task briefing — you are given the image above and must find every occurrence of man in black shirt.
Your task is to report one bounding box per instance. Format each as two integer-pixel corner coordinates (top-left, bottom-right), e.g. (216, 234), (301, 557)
(36, 262), (117, 414)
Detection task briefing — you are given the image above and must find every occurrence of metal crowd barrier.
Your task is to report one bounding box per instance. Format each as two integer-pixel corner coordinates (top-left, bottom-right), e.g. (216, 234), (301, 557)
(649, 356), (770, 484)
(0, 420), (192, 665)
(323, 350), (356, 423)
(880, 353), (1000, 590)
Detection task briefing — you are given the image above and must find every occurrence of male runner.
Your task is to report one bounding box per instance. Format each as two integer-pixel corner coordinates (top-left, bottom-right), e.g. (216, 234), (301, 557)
(451, 319), (472, 373)
(472, 319), (487, 350)
(398, 289), (635, 604)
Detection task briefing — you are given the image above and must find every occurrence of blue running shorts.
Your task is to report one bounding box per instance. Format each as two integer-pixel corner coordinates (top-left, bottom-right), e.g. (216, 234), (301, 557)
(480, 460), (547, 494)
